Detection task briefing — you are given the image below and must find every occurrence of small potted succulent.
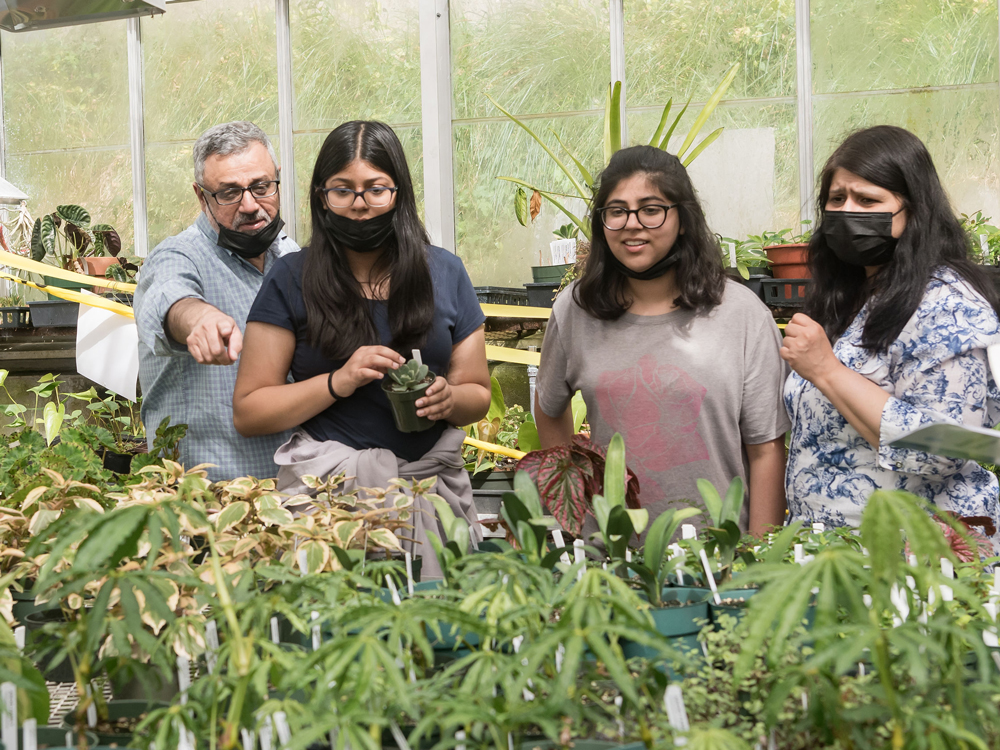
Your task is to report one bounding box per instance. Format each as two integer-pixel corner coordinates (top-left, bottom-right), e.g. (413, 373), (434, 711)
(382, 357), (436, 433)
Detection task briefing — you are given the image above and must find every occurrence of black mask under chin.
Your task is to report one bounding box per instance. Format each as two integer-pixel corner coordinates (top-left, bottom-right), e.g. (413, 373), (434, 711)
(209, 206), (284, 260)
(320, 208), (397, 253)
(608, 246), (681, 281)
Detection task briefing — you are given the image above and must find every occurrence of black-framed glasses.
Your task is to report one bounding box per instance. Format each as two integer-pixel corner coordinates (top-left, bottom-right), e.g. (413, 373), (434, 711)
(597, 203), (677, 231)
(318, 186), (399, 208)
(199, 180), (280, 206)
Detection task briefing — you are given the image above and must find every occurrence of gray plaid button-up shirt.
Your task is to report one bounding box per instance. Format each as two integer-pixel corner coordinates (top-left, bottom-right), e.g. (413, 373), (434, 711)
(135, 213), (300, 481)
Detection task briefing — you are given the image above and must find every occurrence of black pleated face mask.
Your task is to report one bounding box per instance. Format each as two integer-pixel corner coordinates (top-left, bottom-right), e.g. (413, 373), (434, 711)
(320, 209), (397, 253)
(821, 209), (904, 267)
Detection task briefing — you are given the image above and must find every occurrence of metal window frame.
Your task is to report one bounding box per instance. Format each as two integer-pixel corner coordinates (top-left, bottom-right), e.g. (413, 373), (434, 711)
(419, 0), (455, 252)
(609, 0), (627, 145)
(794, 0), (815, 227)
(127, 18), (149, 257)
(275, 0), (296, 244)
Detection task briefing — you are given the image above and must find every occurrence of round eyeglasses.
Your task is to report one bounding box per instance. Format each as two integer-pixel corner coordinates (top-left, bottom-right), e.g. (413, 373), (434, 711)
(198, 180), (280, 206)
(597, 203), (677, 231)
(318, 186), (399, 208)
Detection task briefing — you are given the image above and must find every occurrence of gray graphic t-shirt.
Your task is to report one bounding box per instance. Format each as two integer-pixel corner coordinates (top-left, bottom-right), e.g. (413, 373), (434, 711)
(536, 279), (790, 530)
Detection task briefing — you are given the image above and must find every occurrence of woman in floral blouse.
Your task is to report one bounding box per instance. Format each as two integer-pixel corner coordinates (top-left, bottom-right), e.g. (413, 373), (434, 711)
(782, 125), (1000, 548)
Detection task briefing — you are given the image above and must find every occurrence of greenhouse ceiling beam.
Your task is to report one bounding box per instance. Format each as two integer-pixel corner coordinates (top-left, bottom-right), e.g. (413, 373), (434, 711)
(275, 0), (296, 244)
(127, 17), (149, 258)
(420, 0), (455, 253)
(609, 0), (627, 145)
(0, 35), (5, 180)
(795, 0), (814, 228)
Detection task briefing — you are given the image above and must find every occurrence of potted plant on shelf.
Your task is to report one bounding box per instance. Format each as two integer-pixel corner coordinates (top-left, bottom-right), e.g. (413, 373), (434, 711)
(381, 356), (436, 433)
(743, 225), (811, 279)
(65, 388), (146, 474)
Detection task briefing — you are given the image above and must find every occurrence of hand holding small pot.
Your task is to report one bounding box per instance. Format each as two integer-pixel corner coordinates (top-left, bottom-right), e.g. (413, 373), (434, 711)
(415, 377), (454, 421)
(330, 345), (405, 398)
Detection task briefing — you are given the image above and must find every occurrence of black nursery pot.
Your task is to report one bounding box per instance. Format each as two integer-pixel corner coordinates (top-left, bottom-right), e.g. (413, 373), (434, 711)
(382, 376), (436, 433)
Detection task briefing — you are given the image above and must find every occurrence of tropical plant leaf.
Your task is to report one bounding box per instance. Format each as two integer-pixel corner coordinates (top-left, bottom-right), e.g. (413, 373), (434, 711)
(215, 501), (249, 532)
(548, 128), (594, 187)
(697, 478), (724, 525)
(676, 63), (739, 159)
(517, 418), (541, 453)
(659, 100), (689, 150)
(298, 539), (330, 574)
(258, 507), (294, 527)
(92, 224), (121, 257)
(55, 205), (91, 229)
(41, 400), (65, 447)
(603, 432), (627, 508)
(603, 81), (623, 165)
(331, 519), (363, 548)
(512, 468), (544, 517)
(514, 187), (529, 227)
(648, 97), (673, 147)
(517, 444), (592, 535)
(571, 390), (587, 433)
(368, 528), (403, 552)
(529, 190), (542, 221)
(681, 127), (724, 167)
(39, 215), (57, 256)
(485, 377), (506, 424)
(496, 177), (591, 239)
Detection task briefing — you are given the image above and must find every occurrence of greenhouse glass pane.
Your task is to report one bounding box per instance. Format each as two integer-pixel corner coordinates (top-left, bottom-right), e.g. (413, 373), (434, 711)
(811, 0), (999, 94)
(142, 0), (278, 143)
(290, 0), (421, 131)
(454, 115), (602, 286)
(1, 22), (129, 153)
(451, 0), (610, 120)
(813, 88), (1000, 220)
(292, 128), (423, 244)
(628, 102), (799, 240)
(6, 150), (134, 255)
(623, 0), (797, 105)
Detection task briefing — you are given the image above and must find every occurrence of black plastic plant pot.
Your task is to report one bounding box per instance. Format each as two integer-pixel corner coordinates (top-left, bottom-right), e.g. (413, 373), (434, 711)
(100, 449), (133, 474)
(382, 376), (436, 433)
(24, 609), (80, 683)
(11, 587), (56, 623)
(62, 699), (168, 747)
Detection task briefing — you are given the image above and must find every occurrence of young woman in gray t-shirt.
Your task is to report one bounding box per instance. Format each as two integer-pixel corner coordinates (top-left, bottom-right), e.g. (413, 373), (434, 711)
(534, 145), (789, 537)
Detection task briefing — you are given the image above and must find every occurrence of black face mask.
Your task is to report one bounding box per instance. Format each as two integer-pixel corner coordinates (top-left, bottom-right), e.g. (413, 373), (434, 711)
(821, 209), (903, 267)
(208, 205), (285, 260)
(320, 208), (397, 253)
(608, 246), (681, 281)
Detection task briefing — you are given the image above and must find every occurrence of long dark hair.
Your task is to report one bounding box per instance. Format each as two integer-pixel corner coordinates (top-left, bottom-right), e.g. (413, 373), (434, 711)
(806, 125), (1000, 351)
(302, 121), (433, 359)
(574, 146), (726, 319)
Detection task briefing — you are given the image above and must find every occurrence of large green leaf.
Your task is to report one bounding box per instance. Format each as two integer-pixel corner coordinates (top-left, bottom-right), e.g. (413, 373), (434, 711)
(676, 63), (739, 159)
(648, 97), (673, 147)
(496, 177), (591, 239)
(215, 501), (249, 532)
(29, 218), (45, 261)
(603, 432), (626, 508)
(74, 505), (148, 571)
(603, 81), (623, 165)
(517, 418), (541, 453)
(696, 478), (723, 525)
(55, 204), (91, 229)
(485, 376), (506, 424)
(571, 390), (587, 433)
(41, 400), (65, 446)
(681, 127), (724, 167)
(514, 187), (529, 227)
(39, 215), (57, 256)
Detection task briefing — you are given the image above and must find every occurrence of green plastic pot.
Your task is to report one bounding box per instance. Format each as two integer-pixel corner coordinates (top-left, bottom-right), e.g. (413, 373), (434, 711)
(42, 274), (90, 301)
(709, 587), (759, 627)
(622, 587), (710, 678)
(62, 699), (167, 747)
(1, 726), (99, 749)
(382, 376), (436, 433)
(11, 587), (55, 623)
(521, 741), (647, 750)
(530, 263), (572, 284)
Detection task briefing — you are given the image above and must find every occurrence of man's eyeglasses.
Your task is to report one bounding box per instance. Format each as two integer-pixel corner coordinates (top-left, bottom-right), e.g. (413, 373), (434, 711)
(596, 203), (677, 231)
(199, 180), (280, 206)
(318, 186), (398, 208)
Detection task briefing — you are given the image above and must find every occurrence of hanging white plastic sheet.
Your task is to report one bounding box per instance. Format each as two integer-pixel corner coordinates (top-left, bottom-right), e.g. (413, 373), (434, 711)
(75, 291), (139, 401)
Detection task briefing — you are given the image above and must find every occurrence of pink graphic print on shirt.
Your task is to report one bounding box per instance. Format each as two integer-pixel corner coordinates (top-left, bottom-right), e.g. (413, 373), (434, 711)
(595, 354), (709, 493)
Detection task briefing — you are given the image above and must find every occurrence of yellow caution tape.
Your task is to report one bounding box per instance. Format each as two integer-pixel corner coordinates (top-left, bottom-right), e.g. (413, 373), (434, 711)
(480, 303), (551, 320)
(485, 345), (540, 366)
(0, 249), (137, 293)
(463, 436), (526, 460)
(0, 273), (134, 318)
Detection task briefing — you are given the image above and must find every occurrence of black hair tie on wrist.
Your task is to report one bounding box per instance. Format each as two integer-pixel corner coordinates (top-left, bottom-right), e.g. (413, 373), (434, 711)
(328, 371), (348, 401)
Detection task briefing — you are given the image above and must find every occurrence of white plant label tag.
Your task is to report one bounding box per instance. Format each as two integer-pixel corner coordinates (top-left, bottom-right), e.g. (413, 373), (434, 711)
(274, 711), (291, 746)
(312, 610), (321, 651)
(681, 524), (696, 540)
(13, 626), (24, 652)
(412, 349), (422, 366)
(205, 620), (219, 674)
(889, 583), (908, 626)
(270, 616), (281, 645)
(1, 682), (15, 750)
(727, 242), (737, 268)
(698, 549), (722, 605)
(812, 523), (825, 533)
(555, 643), (565, 673)
(298, 548), (309, 576)
(241, 728), (256, 750)
(260, 717), (274, 750)
(389, 720), (412, 750)
(980, 234), (990, 260)
(404, 552), (415, 596)
(939, 557), (954, 602)
(551, 529), (571, 565)
(85, 683), (96, 728)
(664, 685), (690, 745)
(177, 656), (191, 704)
(574, 539), (585, 581)
(21, 718), (35, 750)
(456, 730), (466, 750)
(385, 575), (401, 606)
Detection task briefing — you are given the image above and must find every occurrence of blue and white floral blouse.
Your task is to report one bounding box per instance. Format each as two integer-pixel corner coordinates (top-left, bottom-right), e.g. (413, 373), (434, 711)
(785, 267), (1000, 549)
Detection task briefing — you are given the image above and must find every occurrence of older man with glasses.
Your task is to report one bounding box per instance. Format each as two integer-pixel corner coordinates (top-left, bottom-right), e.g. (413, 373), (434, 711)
(135, 121), (300, 481)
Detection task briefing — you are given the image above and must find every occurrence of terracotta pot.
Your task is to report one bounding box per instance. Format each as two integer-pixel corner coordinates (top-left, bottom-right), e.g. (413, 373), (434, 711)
(765, 243), (810, 279)
(85, 257), (122, 294)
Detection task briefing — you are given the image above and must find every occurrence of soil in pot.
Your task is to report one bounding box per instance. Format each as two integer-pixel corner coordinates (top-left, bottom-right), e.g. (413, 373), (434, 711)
(382, 375), (435, 433)
(62, 700), (168, 747)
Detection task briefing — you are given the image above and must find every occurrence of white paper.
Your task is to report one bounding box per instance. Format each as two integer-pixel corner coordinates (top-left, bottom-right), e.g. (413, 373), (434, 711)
(75, 293), (139, 401)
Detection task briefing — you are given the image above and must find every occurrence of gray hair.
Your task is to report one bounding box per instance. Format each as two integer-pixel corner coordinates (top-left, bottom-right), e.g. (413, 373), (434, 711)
(193, 121), (278, 185)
